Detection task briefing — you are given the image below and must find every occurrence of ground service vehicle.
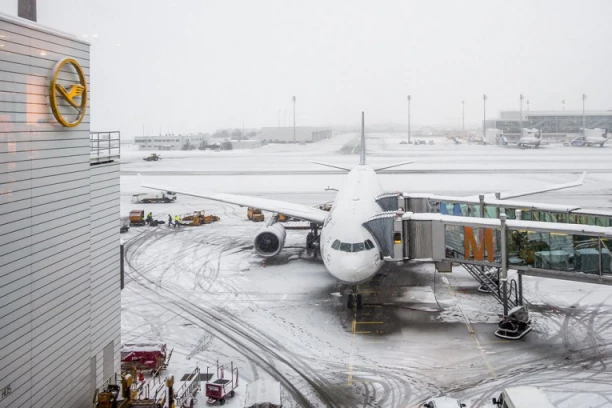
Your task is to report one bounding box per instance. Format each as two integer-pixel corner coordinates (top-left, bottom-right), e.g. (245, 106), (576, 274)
(423, 397), (466, 408)
(143, 153), (162, 161)
(120, 343), (173, 375)
(244, 380), (281, 408)
(129, 210), (145, 226)
(132, 191), (177, 203)
(493, 386), (554, 408)
(247, 207), (265, 222)
(205, 361), (238, 405)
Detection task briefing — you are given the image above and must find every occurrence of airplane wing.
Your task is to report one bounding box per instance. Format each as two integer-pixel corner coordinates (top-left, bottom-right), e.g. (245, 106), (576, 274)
(467, 172), (586, 200)
(142, 181), (330, 224)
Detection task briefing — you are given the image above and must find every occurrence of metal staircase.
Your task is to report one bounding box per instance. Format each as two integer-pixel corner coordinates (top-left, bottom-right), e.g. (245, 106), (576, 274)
(461, 263), (517, 309)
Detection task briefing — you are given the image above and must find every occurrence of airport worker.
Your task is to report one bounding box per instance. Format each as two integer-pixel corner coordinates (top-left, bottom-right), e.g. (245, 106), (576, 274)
(174, 215), (180, 228)
(168, 214), (173, 227)
(146, 212), (153, 225)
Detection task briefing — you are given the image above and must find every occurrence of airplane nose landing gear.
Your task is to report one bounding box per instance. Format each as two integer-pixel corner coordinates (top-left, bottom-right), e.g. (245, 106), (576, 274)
(347, 289), (362, 309)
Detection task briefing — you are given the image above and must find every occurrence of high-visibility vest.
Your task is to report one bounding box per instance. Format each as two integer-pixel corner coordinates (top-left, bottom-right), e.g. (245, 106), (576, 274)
(175, 216), (179, 221)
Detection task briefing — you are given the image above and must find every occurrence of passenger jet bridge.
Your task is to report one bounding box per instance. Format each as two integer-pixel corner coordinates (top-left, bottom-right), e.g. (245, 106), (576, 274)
(364, 192), (612, 340)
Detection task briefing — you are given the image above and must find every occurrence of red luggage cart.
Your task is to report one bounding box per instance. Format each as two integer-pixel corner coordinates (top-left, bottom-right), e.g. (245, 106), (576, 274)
(205, 361), (239, 405)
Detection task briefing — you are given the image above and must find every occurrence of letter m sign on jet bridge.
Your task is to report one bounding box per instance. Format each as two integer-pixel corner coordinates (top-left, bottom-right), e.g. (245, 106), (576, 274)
(464, 227), (495, 262)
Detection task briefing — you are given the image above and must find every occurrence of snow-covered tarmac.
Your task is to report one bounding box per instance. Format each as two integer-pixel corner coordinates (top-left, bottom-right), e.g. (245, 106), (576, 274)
(120, 134), (612, 407)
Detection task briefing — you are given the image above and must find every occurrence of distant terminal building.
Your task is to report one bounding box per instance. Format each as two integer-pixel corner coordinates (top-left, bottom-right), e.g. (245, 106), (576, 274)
(134, 134), (209, 150)
(486, 110), (612, 142)
(257, 127), (332, 143)
(229, 139), (262, 149)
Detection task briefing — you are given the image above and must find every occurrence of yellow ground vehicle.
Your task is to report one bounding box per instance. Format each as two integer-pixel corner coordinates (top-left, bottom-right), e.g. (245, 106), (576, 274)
(247, 207), (265, 222)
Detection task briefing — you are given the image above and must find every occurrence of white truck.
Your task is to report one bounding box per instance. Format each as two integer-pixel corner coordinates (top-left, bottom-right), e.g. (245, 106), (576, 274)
(244, 380), (281, 408)
(486, 128), (503, 145)
(492, 386), (554, 408)
(132, 191), (177, 203)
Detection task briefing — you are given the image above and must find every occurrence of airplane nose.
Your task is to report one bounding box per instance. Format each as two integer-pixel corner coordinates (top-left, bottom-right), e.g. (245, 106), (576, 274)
(326, 253), (377, 284)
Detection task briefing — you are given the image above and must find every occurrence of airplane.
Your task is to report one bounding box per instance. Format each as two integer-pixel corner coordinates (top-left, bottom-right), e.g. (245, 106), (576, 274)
(498, 128), (541, 148)
(516, 128), (542, 148)
(569, 128), (609, 147)
(142, 114), (585, 309)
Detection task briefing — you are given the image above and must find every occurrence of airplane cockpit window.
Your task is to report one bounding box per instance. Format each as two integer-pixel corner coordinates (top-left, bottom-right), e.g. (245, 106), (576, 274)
(353, 242), (365, 252)
(332, 240), (376, 252)
(339, 242), (352, 252)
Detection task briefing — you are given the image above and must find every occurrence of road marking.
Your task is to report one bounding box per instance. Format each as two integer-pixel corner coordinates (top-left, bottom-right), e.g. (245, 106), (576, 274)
(442, 276), (497, 378)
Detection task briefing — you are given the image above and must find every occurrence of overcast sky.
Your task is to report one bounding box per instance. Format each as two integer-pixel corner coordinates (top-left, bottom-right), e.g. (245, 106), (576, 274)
(1, 0), (611, 136)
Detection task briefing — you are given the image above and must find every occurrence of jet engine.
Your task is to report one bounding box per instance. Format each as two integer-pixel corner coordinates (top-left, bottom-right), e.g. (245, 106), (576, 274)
(254, 223), (286, 257)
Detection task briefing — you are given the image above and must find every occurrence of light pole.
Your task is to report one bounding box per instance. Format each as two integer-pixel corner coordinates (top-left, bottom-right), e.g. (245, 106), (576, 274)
(292, 96), (296, 144)
(562, 100), (565, 111)
(582, 94), (587, 137)
(526, 99), (530, 114)
(519, 94), (524, 134)
(407, 95), (411, 143)
(483, 94), (487, 141)
(461, 100), (465, 138)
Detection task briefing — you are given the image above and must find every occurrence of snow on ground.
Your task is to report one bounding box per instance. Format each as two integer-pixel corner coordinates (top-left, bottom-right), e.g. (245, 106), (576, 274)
(120, 133), (612, 407)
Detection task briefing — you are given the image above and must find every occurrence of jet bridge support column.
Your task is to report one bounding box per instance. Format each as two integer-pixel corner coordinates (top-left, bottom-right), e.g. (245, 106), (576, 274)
(500, 214), (508, 317)
(495, 213), (532, 340)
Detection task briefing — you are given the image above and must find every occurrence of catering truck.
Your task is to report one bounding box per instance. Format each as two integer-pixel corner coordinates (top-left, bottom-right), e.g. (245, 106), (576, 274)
(132, 191), (177, 203)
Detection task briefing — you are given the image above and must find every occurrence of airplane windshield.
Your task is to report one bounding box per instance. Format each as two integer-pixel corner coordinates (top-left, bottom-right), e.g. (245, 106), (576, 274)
(331, 240), (375, 252)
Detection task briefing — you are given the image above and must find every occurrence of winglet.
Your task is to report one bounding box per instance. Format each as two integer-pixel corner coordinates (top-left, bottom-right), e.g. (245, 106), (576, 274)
(360, 111), (366, 165)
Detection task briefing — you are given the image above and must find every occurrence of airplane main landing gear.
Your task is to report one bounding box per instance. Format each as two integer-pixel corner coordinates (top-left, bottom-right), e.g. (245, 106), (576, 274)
(306, 223), (320, 258)
(347, 290), (362, 309)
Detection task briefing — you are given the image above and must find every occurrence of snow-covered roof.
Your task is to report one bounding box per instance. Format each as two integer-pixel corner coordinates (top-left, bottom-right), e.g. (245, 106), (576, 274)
(402, 212), (612, 237)
(504, 386), (555, 407)
(244, 380), (281, 407)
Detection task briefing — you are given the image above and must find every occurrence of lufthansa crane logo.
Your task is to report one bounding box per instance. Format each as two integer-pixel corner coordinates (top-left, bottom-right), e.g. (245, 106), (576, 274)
(48, 58), (88, 127)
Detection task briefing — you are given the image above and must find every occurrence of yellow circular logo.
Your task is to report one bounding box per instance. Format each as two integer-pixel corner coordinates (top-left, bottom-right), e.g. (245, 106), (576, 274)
(48, 58), (88, 127)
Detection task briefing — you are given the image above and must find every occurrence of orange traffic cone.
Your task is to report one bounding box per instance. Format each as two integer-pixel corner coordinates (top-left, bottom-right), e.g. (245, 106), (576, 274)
(139, 370), (145, 382)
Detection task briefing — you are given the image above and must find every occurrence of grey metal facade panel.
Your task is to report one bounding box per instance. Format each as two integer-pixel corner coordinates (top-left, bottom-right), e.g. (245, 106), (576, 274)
(91, 224), (118, 246)
(0, 245), (30, 271)
(31, 230), (90, 266)
(0, 36), (91, 70)
(0, 187), (31, 204)
(30, 155), (90, 170)
(30, 192), (89, 216)
(31, 184), (90, 207)
(0, 16), (122, 408)
(30, 208), (88, 235)
(91, 190), (119, 208)
(0, 16), (89, 49)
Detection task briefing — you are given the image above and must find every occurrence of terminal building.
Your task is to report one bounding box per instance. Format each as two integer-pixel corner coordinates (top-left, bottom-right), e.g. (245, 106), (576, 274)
(256, 127), (333, 143)
(134, 134), (208, 150)
(0, 13), (121, 408)
(485, 110), (612, 142)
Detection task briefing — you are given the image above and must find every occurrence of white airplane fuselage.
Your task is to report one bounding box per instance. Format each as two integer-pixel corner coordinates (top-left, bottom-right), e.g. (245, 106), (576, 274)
(319, 165), (385, 285)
